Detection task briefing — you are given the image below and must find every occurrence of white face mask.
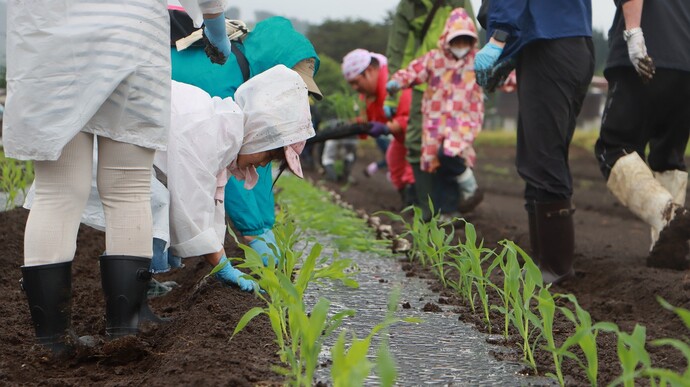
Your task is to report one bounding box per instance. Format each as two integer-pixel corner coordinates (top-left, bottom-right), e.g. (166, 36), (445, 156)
(451, 47), (470, 59)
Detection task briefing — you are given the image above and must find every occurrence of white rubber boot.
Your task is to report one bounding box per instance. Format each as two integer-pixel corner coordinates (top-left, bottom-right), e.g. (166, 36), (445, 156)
(608, 153), (690, 270)
(650, 170), (688, 248)
(607, 153), (675, 232)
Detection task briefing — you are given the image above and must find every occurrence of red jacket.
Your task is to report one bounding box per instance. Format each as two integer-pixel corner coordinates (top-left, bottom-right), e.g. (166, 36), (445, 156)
(363, 64), (412, 143)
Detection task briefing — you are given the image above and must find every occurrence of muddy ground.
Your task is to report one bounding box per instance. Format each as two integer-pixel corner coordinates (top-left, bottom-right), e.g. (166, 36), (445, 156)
(312, 140), (690, 386)
(0, 140), (688, 386)
(0, 209), (282, 386)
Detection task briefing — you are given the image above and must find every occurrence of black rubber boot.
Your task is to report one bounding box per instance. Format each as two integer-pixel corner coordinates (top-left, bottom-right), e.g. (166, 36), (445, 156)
(398, 184), (418, 209)
(99, 255), (159, 338)
(323, 164), (338, 182)
(405, 184), (418, 207)
(534, 199), (576, 284)
(21, 261), (74, 354)
(342, 160), (355, 183)
(411, 163), (434, 222)
(525, 201), (540, 261)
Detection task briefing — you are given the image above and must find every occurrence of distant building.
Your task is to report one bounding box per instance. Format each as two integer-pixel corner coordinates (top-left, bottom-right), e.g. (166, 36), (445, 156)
(485, 76), (608, 132)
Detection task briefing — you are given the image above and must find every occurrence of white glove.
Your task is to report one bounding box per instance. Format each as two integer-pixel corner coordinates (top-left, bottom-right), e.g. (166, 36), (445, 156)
(623, 27), (655, 81)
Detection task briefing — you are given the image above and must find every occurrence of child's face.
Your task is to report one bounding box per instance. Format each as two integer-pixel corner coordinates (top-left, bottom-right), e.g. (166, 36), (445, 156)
(449, 36), (474, 50)
(237, 148), (284, 169)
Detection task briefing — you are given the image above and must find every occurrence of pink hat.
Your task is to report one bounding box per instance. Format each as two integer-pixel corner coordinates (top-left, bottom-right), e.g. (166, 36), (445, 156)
(446, 30), (478, 44)
(284, 141), (306, 178)
(342, 49), (373, 81)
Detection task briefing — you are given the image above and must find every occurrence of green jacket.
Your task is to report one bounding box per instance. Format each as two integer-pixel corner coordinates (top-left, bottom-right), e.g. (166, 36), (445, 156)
(386, 0), (475, 163)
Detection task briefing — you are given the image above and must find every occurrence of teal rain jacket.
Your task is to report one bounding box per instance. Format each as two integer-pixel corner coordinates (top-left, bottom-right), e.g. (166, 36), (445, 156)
(170, 16), (319, 236)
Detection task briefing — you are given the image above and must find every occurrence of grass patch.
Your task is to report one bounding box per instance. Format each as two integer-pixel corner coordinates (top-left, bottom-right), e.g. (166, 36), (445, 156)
(478, 129), (690, 157)
(475, 129), (600, 152)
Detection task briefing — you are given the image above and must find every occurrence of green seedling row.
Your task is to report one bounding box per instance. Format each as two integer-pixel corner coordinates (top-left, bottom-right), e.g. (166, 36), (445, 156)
(275, 175), (389, 255)
(227, 177), (417, 386)
(379, 209), (690, 386)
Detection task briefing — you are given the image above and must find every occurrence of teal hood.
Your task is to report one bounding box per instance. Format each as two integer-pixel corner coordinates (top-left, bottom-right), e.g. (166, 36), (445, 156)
(244, 17), (320, 77)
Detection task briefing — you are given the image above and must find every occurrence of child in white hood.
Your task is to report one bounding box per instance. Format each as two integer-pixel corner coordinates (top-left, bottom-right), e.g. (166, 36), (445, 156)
(156, 65), (315, 291)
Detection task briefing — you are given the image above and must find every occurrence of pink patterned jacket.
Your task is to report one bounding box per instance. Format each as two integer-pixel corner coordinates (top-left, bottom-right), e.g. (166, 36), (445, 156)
(391, 8), (484, 172)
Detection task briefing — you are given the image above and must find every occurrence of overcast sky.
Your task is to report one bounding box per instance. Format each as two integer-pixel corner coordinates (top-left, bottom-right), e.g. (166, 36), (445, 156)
(228, 0), (617, 33)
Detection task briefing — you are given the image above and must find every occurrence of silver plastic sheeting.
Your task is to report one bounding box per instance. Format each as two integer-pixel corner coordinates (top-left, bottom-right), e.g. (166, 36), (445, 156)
(302, 236), (555, 386)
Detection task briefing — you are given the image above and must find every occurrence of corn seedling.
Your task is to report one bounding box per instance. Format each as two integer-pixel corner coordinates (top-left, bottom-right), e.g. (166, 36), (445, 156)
(230, 214), (359, 386)
(642, 297), (690, 385)
(324, 90), (366, 122)
(607, 324), (652, 387)
(535, 287), (564, 385)
(501, 241), (543, 371)
(379, 199), (440, 267)
(0, 151), (34, 210)
(644, 338), (690, 386)
(444, 249), (475, 311)
(330, 288), (420, 387)
(424, 213), (458, 288)
(550, 293), (618, 387)
(487, 244), (514, 339)
(376, 336), (397, 387)
(276, 176), (389, 254)
(461, 221), (501, 332)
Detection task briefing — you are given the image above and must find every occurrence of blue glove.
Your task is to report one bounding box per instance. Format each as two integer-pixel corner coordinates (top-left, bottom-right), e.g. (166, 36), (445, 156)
(474, 42), (504, 87)
(368, 122), (390, 138)
(386, 80), (401, 94)
(383, 105), (396, 120)
(203, 14), (232, 64)
(249, 229), (280, 267)
(214, 256), (258, 292)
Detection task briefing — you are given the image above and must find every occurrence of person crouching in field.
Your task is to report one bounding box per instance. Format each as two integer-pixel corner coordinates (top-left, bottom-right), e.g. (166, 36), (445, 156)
(157, 66), (315, 293)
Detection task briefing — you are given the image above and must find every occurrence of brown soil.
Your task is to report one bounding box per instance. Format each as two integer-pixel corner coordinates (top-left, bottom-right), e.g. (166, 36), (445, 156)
(0, 209), (282, 386)
(1, 140), (689, 386)
(309, 141), (690, 386)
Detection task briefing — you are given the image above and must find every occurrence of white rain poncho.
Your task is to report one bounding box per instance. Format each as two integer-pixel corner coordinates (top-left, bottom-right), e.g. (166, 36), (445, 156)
(2, 0), (225, 161)
(160, 65), (315, 258)
(155, 81), (244, 258)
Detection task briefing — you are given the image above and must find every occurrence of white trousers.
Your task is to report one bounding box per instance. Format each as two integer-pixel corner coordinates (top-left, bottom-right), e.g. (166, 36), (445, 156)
(24, 132), (155, 266)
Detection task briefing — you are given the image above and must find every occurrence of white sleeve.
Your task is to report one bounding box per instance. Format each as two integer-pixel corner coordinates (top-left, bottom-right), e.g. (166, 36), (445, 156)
(166, 81), (242, 257)
(178, 0), (227, 28)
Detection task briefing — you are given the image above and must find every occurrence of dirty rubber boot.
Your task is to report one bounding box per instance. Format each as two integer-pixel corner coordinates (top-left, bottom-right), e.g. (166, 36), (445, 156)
(100, 255), (162, 338)
(534, 199), (576, 284)
(525, 201), (539, 261)
(398, 184), (418, 209)
(323, 164), (338, 182)
(411, 163), (434, 222)
(650, 170), (688, 248)
(607, 153), (689, 270)
(342, 160), (356, 184)
(21, 261), (75, 354)
(457, 168), (484, 213)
